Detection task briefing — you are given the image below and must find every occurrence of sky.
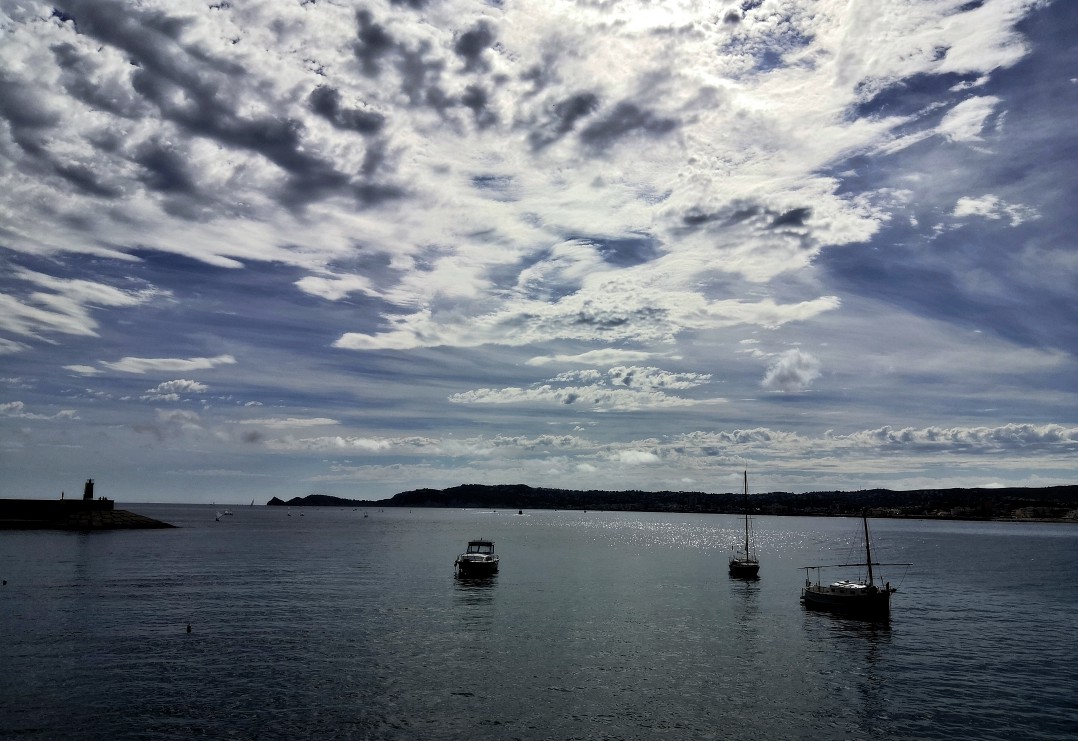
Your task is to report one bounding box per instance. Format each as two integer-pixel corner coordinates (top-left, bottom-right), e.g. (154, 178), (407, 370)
(2, 0), (1077, 504)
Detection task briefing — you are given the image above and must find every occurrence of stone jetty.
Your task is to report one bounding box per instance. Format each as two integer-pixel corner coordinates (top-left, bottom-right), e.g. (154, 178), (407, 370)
(0, 479), (175, 530)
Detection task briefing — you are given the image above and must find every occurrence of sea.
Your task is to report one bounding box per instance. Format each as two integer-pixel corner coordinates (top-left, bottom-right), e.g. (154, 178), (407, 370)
(1, 505), (1076, 740)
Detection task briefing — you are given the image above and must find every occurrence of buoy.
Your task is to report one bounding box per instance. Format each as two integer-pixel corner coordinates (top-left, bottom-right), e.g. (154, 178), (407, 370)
(186, 624), (192, 633)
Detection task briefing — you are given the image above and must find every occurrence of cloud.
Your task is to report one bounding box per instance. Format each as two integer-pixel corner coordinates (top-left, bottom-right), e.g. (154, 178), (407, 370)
(133, 408), (205, 442)
(526, 349), (658, 366)
(449, 385), (704, 411)
(450, 365), (717, 411)
(0, 401), (79, 421)
(264, 434), (437, 453)
(65, 365), (104, 376)
(938, 95), (1001, 142)
(335, 291), (841, 351)
(0, 269), (158, 341)
(0, 0), (1072, 501)
(611, 450), (661, 466)
(238, 417), (341, 429)
(953, 195), (1038, 226)
(101, 354), (237, 374)
(760, 349), (821, 393)
(0, 338), (30, 354)
(295, 273), (379, 301)
(142, 379), (209, 401)
(835, 424), (1078, 450)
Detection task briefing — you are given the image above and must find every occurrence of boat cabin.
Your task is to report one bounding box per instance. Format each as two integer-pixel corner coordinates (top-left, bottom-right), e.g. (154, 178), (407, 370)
(466, 540), (495, 555)
(827, 580), (872, 595)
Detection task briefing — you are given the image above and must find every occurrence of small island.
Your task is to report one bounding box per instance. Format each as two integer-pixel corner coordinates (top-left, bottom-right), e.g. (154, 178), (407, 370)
(268, 482), (1078, 522)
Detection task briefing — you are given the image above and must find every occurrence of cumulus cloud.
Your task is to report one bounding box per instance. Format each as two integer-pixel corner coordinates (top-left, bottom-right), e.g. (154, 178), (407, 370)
(834, 423), (1078, 449)
(760, 349), (821, 393)
(611, 450), (661, 465)
(142, 379), (209, 401)
(450, 365), (718, 411)
(335, 292), (841, 351)
(449, 385), (703, 411)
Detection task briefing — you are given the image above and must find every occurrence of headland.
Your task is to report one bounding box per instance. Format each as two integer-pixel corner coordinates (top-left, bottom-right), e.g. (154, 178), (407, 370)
(268, 483), (1078, 522)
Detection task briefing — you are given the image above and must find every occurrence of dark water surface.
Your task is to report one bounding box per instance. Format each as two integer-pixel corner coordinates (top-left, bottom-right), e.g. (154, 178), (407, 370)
(2, 506), (1076, 739)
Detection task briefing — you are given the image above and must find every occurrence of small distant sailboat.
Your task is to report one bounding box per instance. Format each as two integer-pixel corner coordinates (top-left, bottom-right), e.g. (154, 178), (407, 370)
(729, 470), (760, 578)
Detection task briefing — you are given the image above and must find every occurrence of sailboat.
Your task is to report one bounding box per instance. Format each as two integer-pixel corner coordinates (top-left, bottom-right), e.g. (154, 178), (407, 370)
(728, 470), (760, 578)
(800, 514), (910, 619)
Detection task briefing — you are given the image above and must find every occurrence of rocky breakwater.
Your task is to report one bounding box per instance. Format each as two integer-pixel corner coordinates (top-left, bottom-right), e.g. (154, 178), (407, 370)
(0, 498), (175, 530)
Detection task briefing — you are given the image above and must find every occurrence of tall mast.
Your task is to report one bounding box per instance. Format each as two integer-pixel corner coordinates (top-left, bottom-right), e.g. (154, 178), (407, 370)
(743, 470), (749, 556)
(863, 514), (874, 586)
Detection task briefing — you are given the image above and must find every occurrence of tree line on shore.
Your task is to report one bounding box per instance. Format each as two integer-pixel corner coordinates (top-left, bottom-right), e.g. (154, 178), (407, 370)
(268, 483), (1078, 521)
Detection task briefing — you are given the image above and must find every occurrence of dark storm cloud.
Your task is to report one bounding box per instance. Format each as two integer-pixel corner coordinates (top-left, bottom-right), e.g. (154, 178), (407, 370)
(678, 202), (762, 231)
(134, 140), (197, 195)
(0, 76), (60, 155)
(571, 236), (663, 268)
(50, 42), (146, 119)
(770, 207), (811, 228)
(579, 101), (679, 150)
(529, 92), (600, 150)
(308, 86), (385, 135)
(350, 9), (461, 114)
(454, 21), (495, 73)
(353, 10), (395, 77)
(53, 161), (124, 199)
(397, 42), (448, 107)
(51, 0), (398, 210)
(461, 84), (497, 129)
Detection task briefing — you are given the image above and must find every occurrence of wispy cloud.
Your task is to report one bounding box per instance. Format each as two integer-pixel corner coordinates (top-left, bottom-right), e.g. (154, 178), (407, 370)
(101, 355), (237, 374)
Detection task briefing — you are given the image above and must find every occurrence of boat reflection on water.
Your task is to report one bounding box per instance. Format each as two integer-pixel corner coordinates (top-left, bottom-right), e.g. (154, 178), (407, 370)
(453, 568), (497, 610)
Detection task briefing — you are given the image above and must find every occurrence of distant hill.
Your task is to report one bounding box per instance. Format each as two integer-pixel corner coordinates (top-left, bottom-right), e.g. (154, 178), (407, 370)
(267, 483), (1078, 521)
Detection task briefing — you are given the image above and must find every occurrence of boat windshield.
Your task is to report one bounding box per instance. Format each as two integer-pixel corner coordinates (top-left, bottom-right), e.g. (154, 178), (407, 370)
(467, 542), (494, 554)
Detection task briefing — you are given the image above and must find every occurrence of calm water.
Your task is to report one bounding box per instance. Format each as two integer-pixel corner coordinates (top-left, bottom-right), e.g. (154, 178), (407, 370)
(1, 506), (1076, 740)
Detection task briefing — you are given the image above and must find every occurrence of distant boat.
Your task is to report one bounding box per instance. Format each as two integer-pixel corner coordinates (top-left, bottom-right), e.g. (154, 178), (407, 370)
(222, 509), (233, 516)
(215, 511), (222, 522)
(729, 470), (760, 578)
(800, 514), (910, 619)
(455, 539), (499, 577)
